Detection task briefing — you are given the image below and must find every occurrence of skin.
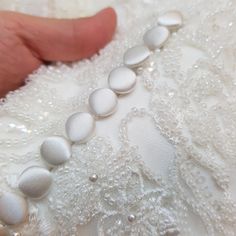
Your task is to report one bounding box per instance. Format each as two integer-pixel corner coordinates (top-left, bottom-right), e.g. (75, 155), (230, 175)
(0, 7), (117, 98)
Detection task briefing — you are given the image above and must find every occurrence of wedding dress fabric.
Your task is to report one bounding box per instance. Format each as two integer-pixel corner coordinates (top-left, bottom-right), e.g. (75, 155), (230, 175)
(0, 0), (236, 235)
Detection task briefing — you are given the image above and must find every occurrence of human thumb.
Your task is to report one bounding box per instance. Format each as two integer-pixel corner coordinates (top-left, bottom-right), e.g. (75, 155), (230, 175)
(9, 7), (117, 62)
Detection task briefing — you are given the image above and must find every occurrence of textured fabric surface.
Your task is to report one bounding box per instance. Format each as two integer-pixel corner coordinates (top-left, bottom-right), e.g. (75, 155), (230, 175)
(0, 0), (236, 235)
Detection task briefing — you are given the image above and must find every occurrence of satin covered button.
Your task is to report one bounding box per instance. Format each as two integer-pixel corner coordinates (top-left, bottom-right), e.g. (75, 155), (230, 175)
(18, 166), (52, 199)
(41, 136), (71, 166)
(158, 11), (183, 30)
(108, 66), (137, 94)
(0, 192), (28, 225)
(65, 112), (95, 143)
(89, 88), (118, 117)
(123, 45), (150, 68)
(143, 26), (170, 50)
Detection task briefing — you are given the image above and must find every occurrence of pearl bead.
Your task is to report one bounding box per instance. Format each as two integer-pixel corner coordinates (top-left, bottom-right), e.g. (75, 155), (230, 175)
(127, 214), (136, 222)
(40, 136), (71, 166)
(0, 192), (28, 225)
(18, 166), (52, 199)
(65, 112), (95, 143)
(123, 45), (150, 68)
(143, 26), (170, 50)
(158, 11), (183, 30)
(89, 88), (118, 117)
(89, 174), (98, 182)
(108, 66), (137, 94)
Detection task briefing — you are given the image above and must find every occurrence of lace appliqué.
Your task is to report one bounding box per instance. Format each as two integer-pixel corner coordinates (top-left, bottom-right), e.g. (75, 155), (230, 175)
(0, 0), (236, 235)
(48, 137), (181, 236)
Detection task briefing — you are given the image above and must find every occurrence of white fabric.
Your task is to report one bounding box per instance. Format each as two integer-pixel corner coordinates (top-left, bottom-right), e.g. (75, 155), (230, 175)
(0, 0), (236, 235)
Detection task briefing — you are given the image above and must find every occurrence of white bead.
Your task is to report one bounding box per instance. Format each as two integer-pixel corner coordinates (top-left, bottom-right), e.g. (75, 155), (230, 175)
(158, 11), (183, 30)
(65, 112), (95, 143)
(89, 174), (98, 182)
(108, 66), (137, 94)
(128, 214), (136, 222)
(123, 45), (150, 68)
(0, 192), (28, 225)
(89, 88), (118, 117)
(18, 166), (52, 199)
(40, 136), (71, 166)
(143, 26), (170, 50)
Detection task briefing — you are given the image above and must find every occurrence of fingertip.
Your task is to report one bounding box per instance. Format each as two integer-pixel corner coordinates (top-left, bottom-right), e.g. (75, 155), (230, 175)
(14, 7), (118, 62)
(107, 7), (117, 32)
(96, 7), (117, 34)
(97, 7), (117, 19)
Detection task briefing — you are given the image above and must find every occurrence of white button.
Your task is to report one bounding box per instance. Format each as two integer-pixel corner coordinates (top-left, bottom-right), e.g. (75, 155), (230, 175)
(108, 66), (137, 94)
(65, 112), (95, 143)
(158, 11), (183, 30)
(40, 136), (71, 166)
(18, 166), (52, 199)
(123, 45), (150, 68)
(89, 88), (118, 117)
(143, 26), (170, 50)
(0, 192), (28, 225)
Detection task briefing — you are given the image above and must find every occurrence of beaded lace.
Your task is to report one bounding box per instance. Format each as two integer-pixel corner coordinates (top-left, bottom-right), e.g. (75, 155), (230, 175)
(0, 0), (236, 235)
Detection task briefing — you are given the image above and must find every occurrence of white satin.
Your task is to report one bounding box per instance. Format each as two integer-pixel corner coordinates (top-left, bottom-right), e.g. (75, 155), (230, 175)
(0, 0), (236, 235)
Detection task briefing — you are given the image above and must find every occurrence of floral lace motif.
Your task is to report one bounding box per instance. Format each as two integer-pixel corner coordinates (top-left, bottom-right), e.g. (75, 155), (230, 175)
(0, 0), (236, 235)
(49, 138), (181, 236)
